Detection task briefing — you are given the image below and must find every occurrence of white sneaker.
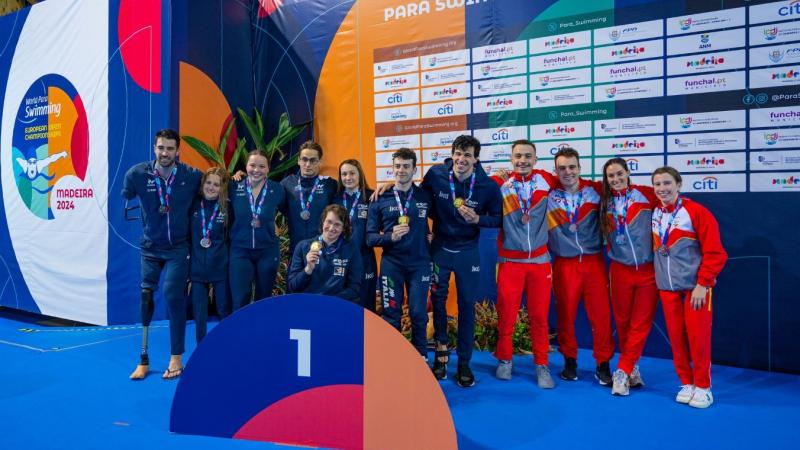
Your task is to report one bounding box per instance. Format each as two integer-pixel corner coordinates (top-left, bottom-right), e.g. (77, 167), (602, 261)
(629, 365), (645, 387)
(676, 384), (695, 404)
(611, 369), (630, 396)
(536, 365), (555, 389)
(689, 387), (714, 409)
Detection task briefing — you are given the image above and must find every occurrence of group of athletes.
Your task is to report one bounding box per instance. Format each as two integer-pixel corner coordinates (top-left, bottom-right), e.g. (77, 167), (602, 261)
(122, 128), (727, 409)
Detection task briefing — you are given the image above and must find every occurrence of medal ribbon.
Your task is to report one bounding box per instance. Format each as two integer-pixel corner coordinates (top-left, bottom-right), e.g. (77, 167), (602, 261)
(319, 235), (343, 255)
(153, 166), (177, 211)
(246, 178), (268, 221)
(343, 190), (361, 219)
(512, 175), (536, 215)
(299, 176), (323, 215)
(611, 189), (632, 240)
(657, 197), (683, 249)
(200, 199), (220, 241)
(449, 170), (476, 205)
(564, 189), (583, 226)
(393, 188), (414, 218)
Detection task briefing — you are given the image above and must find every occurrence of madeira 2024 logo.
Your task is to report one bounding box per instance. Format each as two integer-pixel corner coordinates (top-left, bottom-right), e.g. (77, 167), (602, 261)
(12, 74), (89, 220)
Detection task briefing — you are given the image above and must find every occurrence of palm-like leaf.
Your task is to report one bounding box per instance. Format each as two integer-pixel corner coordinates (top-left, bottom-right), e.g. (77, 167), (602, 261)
(216, 119), (236, 167)
(182, 135), (223, 166)
(237, 107), (266, 153)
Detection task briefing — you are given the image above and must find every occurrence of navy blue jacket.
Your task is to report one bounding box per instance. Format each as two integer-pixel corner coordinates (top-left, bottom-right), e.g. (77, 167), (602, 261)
(288, 236), (363, 302)
(366, 185), (432, 268)
(421, 159), (502, 250)
(280, 173), (338, 252)
(122, 161), (202, 250)
(189, 198), (229, 282)
(333, 188), (374, 257)
(228, 179), (285, 250)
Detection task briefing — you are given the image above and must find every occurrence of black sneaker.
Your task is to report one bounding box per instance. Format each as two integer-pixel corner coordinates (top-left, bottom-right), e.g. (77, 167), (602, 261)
(595, 361), (612, 386)
(456, 364), (476, 388)
(560, 357), (578, 381)
(432, 359), (447, 380)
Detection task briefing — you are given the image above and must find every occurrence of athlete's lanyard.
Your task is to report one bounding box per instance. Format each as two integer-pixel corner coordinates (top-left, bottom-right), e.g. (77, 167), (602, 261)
(153, 165), (177, 213)
(343, 190), (361, 220)
(201, 200), (220, 240)
(393, 187), (414, 218)
(299, 176), (323, 215)
(513, 175), (536, 214)
(319, 235), (342, 255)
(449, 170), (476, 206)
(657, 197), (683, 249)
(611, 189), (633, 239)
(246, 178), (268, 221)
(564, 189), (583, 226)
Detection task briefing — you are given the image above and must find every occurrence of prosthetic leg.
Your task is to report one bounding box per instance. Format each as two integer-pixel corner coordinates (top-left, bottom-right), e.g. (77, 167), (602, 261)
(129, 289), (155, 380)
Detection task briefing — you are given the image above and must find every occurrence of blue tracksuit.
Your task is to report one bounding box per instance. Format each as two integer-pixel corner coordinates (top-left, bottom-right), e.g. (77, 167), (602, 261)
(122, 161), (201, 355)
(288, 236), (363, 302)
(189, 198), (229, 342)
(228, 179), (286, 311)
(280, 173), (338, 253)
(421, 159), (502, 365)
(366, 185), (432, 357)
(333, 189), (378, 311)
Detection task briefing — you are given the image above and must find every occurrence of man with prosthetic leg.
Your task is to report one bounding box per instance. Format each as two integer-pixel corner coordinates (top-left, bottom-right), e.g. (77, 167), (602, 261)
(123, 129), (201, 380)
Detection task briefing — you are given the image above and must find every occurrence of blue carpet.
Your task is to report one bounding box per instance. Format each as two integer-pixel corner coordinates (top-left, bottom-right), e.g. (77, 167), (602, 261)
(0, 314), (797, 449)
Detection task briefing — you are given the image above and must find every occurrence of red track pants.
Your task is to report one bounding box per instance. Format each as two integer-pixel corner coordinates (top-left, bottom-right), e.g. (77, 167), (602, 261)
(494, 261), (552, 365)
(553, 254), (615, 364)
(660, 289), (713, 389)
(609, 261), (658, 375)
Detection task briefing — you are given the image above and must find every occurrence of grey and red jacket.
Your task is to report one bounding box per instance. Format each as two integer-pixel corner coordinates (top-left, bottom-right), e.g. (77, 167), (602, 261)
(491, 169), (556, 263)
(547, 179), (603, 259)
(652, 196), (727, 292)
(605, 185), (658, 269)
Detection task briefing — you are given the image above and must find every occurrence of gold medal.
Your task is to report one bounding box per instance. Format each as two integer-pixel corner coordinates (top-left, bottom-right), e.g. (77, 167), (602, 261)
(397, 215), (409, 225)
(310, 241), (323, 252)
(453, 198), (464, 208)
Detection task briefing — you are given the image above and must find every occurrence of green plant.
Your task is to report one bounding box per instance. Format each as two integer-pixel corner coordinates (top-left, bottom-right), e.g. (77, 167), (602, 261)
(237, 108), (310, 180)
(182, 119), (247, 174)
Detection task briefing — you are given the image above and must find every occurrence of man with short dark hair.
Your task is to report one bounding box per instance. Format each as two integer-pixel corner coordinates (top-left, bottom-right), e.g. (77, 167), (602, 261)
(123, 129), (201, 380)
(367, 148), (432, 358)
(281, 140), (338, 253)
(424, 135), (502, 387)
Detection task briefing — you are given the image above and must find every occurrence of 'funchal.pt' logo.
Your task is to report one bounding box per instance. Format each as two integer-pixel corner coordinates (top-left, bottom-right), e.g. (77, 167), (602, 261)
(12, 74), (89, 220)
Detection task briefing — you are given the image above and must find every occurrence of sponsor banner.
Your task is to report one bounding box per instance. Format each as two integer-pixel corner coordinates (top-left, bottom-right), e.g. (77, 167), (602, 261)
(481, 144), (513, 161)
(422, 148), (452, 164)
(750, 150), (800, 171)
(376, 149), (421, 166)
(666, 71), (746, 95)
(530, 68), (592, 91)
(667, 29), (746, 56)
(594, 19), (664, 46)
(472, 93), (527, 113)
(666, 7), (745, 36)
(373, 56), (419, 77)
(539, 140), (593, 158)
(594, 79), (663, 101)
(595, 135), (663, 156)
(471, 40), (528, 63)
(532, 86), (592, 107)
(750, 128), (800, 149)
(667, 110), (745, 132)
(593, 155), (664, 175)
(421, 83), (469, 102)
(749, 0), (800, 25)
(750, 65), (800, 88)
(595, 116), (663, 136)
(668, 131), (747, 152)
(471, 58), (527, 80)
(374, 73), (419, 93)
(682, 174), (746, 192)
(421, 99), (470, 119)
(594, 59), (663, 83)
(594, 39), (663, 65)
(473, 126), (528, 144)
(479, 160), (514, 176)
(375, 134), (421, 151)
(749, 22), (800, 46)
(749, 43), (800, 66)
(750, 105), (800, 127)
(668, 152), (747, 172)
(531, 121), (592, 140)
(530, 49), (591, 73)
(750, 172), (800, 191)
(375, 166), (422, 182)
(530, 30), (591, 54)
(421, 65), (470, 86)
(666, 49), (746, 76)
(472, 75), (527, 97)
(374, 104), (420, 123)
(421, 49), (470, 70)
(421, 130), (469, 148)
(374, 89), (420, 108)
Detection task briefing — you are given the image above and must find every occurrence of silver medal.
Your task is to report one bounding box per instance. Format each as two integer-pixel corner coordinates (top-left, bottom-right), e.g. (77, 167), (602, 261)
(200, 237), (211, 248)
(300, 210), (311, 220)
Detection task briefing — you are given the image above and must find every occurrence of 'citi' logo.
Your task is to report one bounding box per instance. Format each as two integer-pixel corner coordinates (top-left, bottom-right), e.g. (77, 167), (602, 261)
(679, 116), (693, 128)
(387, 93), (403, 104)
(492, 129), (509, 141)
(549, 143), (571, 156)
(437, 103), (455, 115)
(778, 0), (800, 17)
(693, 176), (719, 190)
(626, 158), (640, 171)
